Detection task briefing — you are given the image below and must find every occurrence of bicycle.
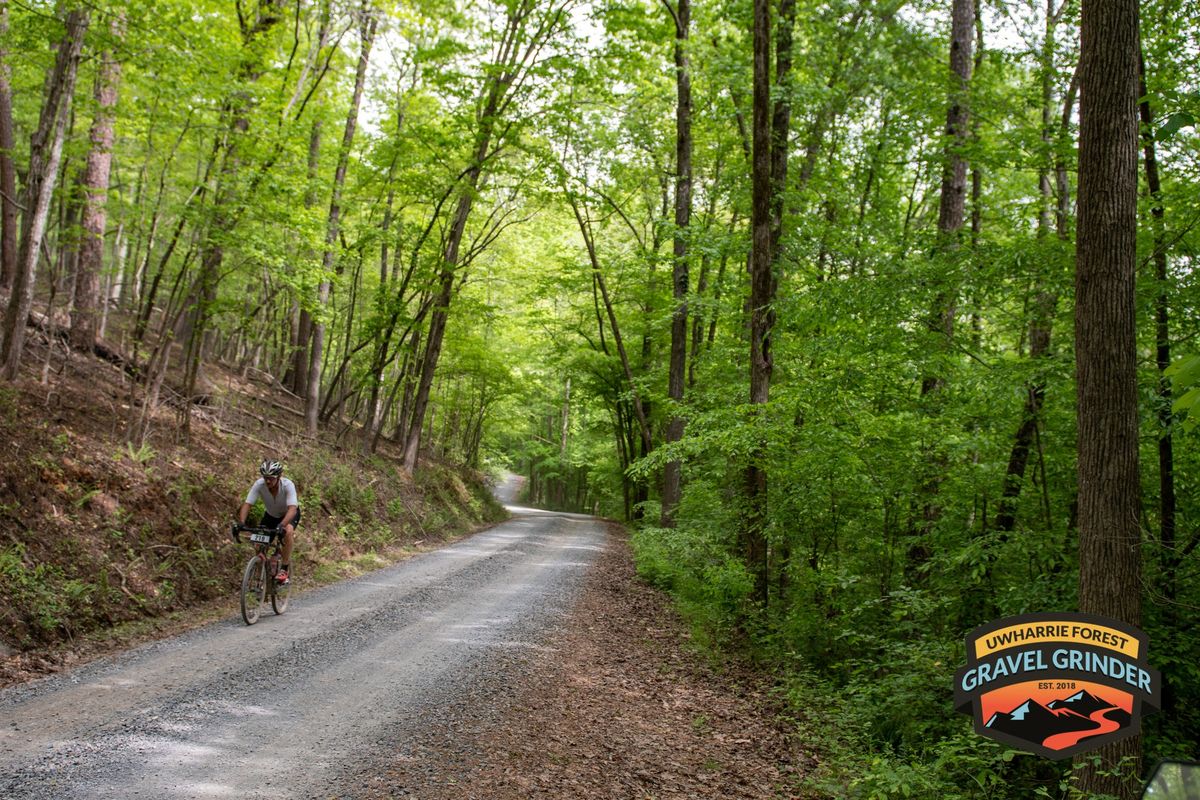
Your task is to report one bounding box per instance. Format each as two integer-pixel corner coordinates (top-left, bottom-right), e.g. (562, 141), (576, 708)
(231, 523), (291, 625)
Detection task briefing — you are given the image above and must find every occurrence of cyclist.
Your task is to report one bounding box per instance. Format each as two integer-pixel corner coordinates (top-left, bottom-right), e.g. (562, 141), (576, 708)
(235, 459), (300, 586)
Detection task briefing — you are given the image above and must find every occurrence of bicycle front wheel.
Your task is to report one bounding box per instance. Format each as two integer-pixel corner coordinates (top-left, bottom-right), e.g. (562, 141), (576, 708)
(271, 572), (290, 615)
(240, 556), (266, 625)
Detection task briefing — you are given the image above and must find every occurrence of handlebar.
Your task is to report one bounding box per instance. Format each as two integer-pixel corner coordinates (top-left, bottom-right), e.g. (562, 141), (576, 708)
(230, 523), (283, 544)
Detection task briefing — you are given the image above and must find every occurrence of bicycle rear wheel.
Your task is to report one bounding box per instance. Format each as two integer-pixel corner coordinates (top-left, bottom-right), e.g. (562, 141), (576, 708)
(240, 556), (266, 625)
(271, 569), (290, 615)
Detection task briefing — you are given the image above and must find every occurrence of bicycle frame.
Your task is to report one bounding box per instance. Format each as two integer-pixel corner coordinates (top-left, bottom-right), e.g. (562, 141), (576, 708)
(234, 525), (291, 624)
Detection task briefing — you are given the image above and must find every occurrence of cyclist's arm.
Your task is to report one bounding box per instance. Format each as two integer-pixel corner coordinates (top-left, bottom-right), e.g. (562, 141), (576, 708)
(238, 481), (264, 526)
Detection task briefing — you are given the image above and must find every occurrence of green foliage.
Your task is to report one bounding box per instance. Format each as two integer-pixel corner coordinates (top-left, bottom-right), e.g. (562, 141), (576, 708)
(785, 666), (1070, 799)
(0, 545), (96, 645)
(324, 467), (377, 514)
(1166, 355), (1200, 430)
(5, 0), (1200, 793)
(116, 442), (156, 466)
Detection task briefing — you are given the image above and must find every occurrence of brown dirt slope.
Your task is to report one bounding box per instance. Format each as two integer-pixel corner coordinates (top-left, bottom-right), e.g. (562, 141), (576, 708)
(0, 333), (505, 684)
(375, 524), (816, 799)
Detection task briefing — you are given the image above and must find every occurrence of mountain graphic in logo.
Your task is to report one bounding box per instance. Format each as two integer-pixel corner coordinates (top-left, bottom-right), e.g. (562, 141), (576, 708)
(985, 690), (1131, 751)
(1048, 689), (1130, 722)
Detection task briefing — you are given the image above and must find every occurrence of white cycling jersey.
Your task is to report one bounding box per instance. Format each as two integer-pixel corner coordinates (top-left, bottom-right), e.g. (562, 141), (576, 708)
(245, 477), (298, 519)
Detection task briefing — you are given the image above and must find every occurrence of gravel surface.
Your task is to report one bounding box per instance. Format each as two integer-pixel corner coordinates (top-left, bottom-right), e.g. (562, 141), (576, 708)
(373, 523), (814, 799)
(0, 503), (604, 799)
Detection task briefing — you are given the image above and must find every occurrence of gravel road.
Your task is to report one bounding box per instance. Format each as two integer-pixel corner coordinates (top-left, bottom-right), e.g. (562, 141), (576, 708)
(0, 499), (605, 799)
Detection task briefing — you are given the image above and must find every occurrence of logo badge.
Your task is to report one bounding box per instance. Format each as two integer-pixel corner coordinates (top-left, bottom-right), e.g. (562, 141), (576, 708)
(954, 612), (1160, 759)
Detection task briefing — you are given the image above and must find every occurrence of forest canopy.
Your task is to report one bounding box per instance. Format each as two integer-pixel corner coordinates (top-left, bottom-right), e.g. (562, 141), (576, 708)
(1, 0), (1198, 796)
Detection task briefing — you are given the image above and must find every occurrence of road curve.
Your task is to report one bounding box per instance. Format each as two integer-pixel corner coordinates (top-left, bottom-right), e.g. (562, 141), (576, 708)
(0, 504), (607, 799)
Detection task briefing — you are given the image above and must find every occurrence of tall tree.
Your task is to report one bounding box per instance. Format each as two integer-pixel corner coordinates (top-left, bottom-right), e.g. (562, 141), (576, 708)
(0, 0), (16, 291)
(909, 0), (975, 573)
(1139, 50), (1178, 611)
(743, 0), (774, 605)
(401, 0), (571, 473)
(306, 3), (378, 437)
(289, 116), (322, 397)
(994, 0), (1074, 536)
(71, 11), (125, 352)
(739, 0), (797, 605)
(1074, 0), (1142, 791)
(660, 0), (692, 528)
(1, 8), (88, 380)
(175, 0), (286, 438)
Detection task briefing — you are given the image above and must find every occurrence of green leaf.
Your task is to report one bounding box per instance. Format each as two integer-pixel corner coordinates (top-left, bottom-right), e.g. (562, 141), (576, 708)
(1167, 354), (1200, 386)
(1172, 385), (1200, 417)
(1157, 111), (1195, 141)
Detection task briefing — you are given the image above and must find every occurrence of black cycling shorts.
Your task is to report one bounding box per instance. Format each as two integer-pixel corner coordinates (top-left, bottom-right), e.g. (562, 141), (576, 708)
(260, 506), (301, 531)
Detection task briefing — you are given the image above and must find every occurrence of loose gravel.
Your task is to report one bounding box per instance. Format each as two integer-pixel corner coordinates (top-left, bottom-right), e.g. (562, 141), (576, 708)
(0, 504), (604, 800)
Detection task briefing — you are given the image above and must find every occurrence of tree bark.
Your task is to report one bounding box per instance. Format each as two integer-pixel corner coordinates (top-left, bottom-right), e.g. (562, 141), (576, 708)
(71, 12), (125, 352)
(1, 8), (88, 380)
(661, 0), (691, 528)
(1073, 0), (1143, 790)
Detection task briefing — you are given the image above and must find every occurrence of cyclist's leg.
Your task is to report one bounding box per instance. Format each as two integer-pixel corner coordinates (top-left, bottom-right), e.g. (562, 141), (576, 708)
(282, 507), (300, 565)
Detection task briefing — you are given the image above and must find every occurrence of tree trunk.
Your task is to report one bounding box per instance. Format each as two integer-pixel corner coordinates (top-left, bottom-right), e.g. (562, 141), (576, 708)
(769, 0), (796, 260)
(306, 8), (377, 437)
(1, 8), (88, 380)
(290, 118), (321, 396)
(661, 0), (691, 528)
(738, 0), (797, 606)
(743, 0), (774, 607)
(908, 0), (974, 574)
(1139, 49), (1179, 721)
(402, 198), (470, 472)
(1138, 51), (1176, 608)
(568, 194), (653, 460)
(71, 12), (124, 352)
(921, 0), (974, 398)
(0, 0), (17, 292)
(1073, 0), (1142, 790)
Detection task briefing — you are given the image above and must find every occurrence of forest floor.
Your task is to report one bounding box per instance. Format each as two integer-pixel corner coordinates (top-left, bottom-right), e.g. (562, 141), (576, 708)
(373, 523), (818, 800)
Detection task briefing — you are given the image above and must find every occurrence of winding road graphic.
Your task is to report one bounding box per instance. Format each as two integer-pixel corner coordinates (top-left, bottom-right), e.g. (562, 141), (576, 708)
(1043, 706), (1124, 751)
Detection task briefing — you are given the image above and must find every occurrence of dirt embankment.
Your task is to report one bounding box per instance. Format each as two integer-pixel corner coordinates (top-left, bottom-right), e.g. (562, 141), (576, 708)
(0, 351), (505, 685)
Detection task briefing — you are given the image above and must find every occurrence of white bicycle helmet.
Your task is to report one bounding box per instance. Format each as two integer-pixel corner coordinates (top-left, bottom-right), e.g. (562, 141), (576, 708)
(259, 459), (284, 477)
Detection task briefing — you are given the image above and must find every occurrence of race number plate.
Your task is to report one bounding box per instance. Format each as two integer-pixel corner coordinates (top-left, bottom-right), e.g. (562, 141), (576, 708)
(249, 533), (271, 543)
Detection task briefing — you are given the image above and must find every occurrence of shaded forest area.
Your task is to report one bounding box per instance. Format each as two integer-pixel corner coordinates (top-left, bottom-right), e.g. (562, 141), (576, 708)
(1, 0), (1198, 797)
